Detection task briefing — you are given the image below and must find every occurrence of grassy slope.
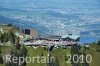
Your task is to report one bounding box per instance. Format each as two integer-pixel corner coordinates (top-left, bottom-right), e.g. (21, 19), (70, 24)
(86, 44), (100, 66)
(26, 46), (47, 66)
(0, 46), (9, 66)
(52, 47), (71, 66)
(0, 45), (100, 66)
(26, 46), (72, 66)
(0, 46), (72, 66)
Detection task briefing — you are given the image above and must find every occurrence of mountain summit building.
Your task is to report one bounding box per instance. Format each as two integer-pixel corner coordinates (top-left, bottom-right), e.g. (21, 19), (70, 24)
(23, 34), (80, 46)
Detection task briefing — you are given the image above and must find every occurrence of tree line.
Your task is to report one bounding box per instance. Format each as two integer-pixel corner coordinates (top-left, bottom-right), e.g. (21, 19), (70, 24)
(0, 28), (28, 66)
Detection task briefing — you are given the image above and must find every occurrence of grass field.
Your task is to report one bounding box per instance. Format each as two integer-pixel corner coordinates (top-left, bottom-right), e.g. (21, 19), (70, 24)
(26, 46), (72, 66)
(0, 44), (100, 66)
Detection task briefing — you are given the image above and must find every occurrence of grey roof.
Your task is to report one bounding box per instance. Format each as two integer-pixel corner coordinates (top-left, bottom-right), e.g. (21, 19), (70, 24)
(61, 35), (80, 40)
(37, 35), (80, 40)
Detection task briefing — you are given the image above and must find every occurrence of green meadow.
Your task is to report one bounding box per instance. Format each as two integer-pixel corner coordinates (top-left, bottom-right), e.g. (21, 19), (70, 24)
(0, 43), (100, 66)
